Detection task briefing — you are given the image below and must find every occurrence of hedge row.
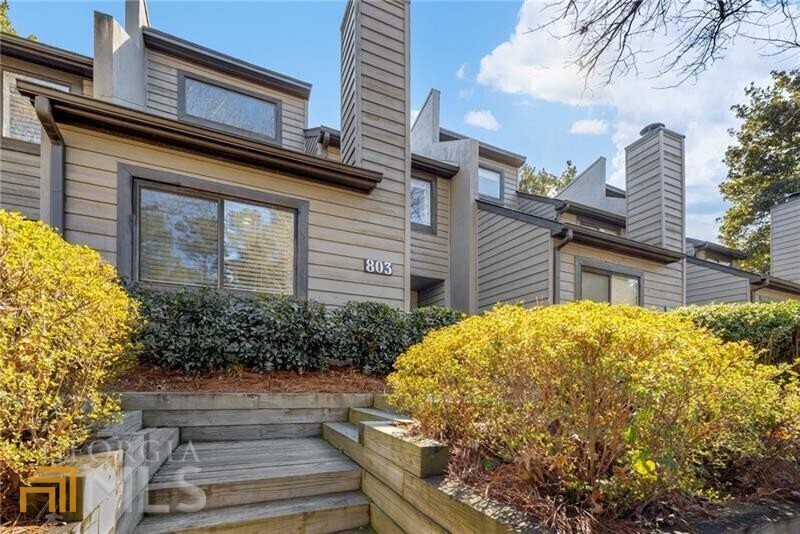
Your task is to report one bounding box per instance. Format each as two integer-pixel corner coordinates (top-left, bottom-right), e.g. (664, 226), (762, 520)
(672, 300), (800, 365)
(128, 285), (464, 375)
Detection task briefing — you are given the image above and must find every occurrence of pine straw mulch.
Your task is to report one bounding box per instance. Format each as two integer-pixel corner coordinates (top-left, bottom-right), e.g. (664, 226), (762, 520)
(105, 363), (388, 393)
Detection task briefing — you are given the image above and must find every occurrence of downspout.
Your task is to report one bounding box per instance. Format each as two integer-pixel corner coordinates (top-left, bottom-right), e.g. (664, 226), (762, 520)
(553, 228), (574, 304)
(750, 277), (770, 303)
(33, 96), (66, 234)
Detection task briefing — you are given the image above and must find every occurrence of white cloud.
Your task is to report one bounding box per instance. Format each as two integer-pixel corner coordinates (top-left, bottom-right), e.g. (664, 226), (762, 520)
(570, 119), (608, 135)
(464, 110), (500, 131)
(456, 63), (468, 79)
(477, 0), (790, 238)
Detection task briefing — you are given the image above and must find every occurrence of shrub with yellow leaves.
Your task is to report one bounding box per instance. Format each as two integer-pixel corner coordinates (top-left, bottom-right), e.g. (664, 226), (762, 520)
(388, 302), (800, 517)
(0, 210), (140, 520)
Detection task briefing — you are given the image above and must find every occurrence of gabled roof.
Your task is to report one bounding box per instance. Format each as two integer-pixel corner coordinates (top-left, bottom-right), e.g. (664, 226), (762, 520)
(686, 237), (748, 260)
(517, 191), (626, 227)
(0, 32), (93, 78)
(438, 128), (526, 167)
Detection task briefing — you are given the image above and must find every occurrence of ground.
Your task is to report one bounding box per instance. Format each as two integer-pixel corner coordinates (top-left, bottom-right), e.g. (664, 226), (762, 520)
(107, 363), (387, 393)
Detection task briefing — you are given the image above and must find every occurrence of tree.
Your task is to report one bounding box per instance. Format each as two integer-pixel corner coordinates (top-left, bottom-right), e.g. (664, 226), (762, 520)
(518, 160), (577, 197)
(1, 0), (35, 40)
(528, 1), (799, 82)
(719, 69), (800, 273)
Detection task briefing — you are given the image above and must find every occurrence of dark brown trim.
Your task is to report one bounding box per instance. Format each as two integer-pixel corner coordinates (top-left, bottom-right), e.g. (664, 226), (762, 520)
(410, 175), (437, 235)
(142, 28), (311, 99)
(18, 81), (383, 193)
(686, 238), (748, 260)
(411, 153), (459, 178)
(439, 127), (526, 167)
(0, 32), (93, 78)
(476, 199), (563, 232)
(117, 163), (309, 299)
(478, 162), (505, 205)
(177, 70), (282, 146)
(575, 257), (644, 306)
(558, 201), (626, 227)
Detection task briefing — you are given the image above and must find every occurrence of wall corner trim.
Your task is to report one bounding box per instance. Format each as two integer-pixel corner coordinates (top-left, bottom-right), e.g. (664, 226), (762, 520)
(33, 96), (65, 233)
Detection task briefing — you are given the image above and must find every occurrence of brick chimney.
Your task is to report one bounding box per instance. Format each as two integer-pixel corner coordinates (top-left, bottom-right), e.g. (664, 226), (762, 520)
(624, 123), (685, 252)
(771, 192), (800, 284)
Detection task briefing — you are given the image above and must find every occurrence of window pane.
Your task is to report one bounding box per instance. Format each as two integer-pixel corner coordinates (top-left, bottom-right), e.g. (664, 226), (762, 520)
(139, 188), (219, 287)
(2, 72), (69, 143)
(410, 178), (431, 226)
(185, 77), (277, 138)
(611, 275), (639, 305)
(478, 167), (501, 199)
(581, 270), (610, 302)
(224, 200), (294, 294)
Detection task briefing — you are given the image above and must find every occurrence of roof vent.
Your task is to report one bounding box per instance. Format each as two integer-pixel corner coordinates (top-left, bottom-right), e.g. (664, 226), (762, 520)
(639, 122), (665, 136)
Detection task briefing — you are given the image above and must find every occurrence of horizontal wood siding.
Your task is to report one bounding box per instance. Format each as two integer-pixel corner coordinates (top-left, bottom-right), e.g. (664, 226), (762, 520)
(418, 280), (446, 307)
(686, 262), (749, 304)
(771, 200), (800, 285)
(145, 50), (307, 152)
(477, 210), (551, 311)
(755, 287), (800, 303)
(339, 0), (359, 166)
(560, 242), (683, 310)
(0, 148), (39, 219)
(518, 196), (557, 219)
(411, 177), (449, 279)
(59, 125), (407, 307)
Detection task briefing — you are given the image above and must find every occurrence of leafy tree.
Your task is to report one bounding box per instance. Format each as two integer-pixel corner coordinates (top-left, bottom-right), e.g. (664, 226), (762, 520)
(1, 0), (35, 40)
(719, 70), (800, 273)
(518, 160), (577, 197)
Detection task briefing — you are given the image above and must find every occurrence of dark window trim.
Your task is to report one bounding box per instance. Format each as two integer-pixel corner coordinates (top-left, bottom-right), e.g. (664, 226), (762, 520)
(575, 257), (644, 306)
(410, 174), (437, 235)
(478, 163), (504, 205)
(177, 70), (283, 146)
(117, 163), (308, 299)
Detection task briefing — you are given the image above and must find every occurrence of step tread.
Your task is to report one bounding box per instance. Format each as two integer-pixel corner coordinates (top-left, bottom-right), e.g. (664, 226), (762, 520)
(350, 407), (412, 423)
(135, 491), (369, 534)
(325, 422), (359, 443)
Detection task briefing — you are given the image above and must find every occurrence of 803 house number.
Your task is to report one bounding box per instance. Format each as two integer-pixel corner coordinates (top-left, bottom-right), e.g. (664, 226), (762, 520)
(364, 259), (393, 276)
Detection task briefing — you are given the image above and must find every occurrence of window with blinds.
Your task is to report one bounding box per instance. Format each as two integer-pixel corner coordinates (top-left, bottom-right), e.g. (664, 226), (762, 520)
(137, 185), (295, 295)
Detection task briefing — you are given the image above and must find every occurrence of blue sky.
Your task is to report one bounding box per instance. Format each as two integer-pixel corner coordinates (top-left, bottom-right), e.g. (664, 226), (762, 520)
(8, 1), (789, 241)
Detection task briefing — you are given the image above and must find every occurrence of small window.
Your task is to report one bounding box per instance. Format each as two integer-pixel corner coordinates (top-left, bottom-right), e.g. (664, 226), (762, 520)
(179, 73), (280, 143)
(478, 166), (502, 200)
(137, 184), (295, 294)
(410, 177), (433, 228)
(580, 267), (640, 306)
(2, 71), (69, 143)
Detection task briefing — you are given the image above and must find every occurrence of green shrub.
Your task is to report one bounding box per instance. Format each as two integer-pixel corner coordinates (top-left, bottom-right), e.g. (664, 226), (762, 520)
(388, 302), (800, 517)
(672, 301), (800, 364)
(0, 210), (139, 516)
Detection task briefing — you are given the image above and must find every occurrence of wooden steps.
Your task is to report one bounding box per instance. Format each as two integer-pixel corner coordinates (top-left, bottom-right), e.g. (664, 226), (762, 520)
(134, 491), (369, 534)
(348, 407), (413, 426)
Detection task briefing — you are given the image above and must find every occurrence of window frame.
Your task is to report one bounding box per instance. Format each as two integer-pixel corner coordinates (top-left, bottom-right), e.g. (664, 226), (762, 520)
(410, 174), (437, 234)
(177, 70), (283, 146)
(575, 258), (643, 306)
(478, 163), (504, 204)
(117, 164), (308, 298)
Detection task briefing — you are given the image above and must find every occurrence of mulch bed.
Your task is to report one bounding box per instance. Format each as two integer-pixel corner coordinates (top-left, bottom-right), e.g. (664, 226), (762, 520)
(106, 363), (388, 393)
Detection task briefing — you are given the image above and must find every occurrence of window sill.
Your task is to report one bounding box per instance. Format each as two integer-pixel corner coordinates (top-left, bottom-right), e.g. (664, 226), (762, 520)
(412, 222), (437, 235)
(1, 137), (40, 155)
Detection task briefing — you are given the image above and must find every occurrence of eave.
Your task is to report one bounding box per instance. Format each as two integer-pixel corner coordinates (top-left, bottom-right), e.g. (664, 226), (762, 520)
(687, 257), (800, 297)
(686, 238), (748, 260)
(19, 81), (382, 193)
(0, 32), (93, 78)
(439, 128), (526, 167)
(411, 153), (459, 178)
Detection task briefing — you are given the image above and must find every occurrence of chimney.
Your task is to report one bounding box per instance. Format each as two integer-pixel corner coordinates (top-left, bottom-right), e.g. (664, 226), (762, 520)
(94, 0), (149, 109)
(624, 123), (685, 252)
(771, 192), (800, 284)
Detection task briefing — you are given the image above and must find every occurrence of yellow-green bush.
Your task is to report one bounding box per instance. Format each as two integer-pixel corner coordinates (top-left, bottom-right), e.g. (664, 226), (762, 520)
(0, 210), (139, 517)
(388, 302), (800, 516)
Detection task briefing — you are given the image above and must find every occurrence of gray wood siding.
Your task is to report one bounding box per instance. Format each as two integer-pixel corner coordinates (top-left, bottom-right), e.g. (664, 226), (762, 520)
(411, 177), (449, 279)
(418, 280), (446, 307)
(145, 50), (307, 152)
(754, 287), (800, 303)
(58, 126), (407, 308)
(771, 200), (800, 285)
(339, 0), (359, 166)
(686, 262), (750, 305)
(559, 242), (684, 310)
(477, 210), (551, 311)
(518, 196), (557, 219)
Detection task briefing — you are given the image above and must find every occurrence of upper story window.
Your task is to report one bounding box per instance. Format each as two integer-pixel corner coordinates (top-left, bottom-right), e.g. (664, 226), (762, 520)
(478, 166), (502, 201)
(178, 72), (281, 144)
(2, 71), (69, 144)
(410, 177), (434, 231)
(580, 266), (641, 306)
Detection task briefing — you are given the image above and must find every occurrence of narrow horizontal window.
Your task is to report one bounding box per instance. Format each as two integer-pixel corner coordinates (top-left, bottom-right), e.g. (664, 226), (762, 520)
(410, 177), (432, 227)
(478, 166), (502, 200)
(580, 267), (640, 306)
(182, 74), (279, 141)
(2, 71), (69, 143)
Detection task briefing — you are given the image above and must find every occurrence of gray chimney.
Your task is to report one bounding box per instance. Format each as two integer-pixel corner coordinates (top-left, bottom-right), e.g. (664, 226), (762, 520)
(624, 123), (685, 252)
(771, 192), (800, 284)
(94, 0), (148, 109)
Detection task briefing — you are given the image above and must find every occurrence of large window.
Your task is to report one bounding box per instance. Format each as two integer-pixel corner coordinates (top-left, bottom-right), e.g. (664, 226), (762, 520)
(410, 177), (434, 231)
(478, 166), (502, 201)
(2, 71), (69, 144)
(580, 266), (640, 306)
(136, 183), (295, 294)
(179, 72), (280, 143)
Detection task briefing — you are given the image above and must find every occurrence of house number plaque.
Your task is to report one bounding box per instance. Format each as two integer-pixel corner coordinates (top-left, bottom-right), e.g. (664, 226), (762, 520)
(364, 259), (393, 275)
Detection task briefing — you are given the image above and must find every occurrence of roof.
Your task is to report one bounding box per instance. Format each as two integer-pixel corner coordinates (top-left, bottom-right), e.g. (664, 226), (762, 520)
(20, 81), (382, 193)
(606, 183), (626, 198)
(142, 28), (312, 99)
(686, 237), (748, 260)
(687, 256), (800, 296)
(438, 128), (526, 167)
(477, 200), (684, 264)
(516, 191), (626, 226)
(0, 32), (93, 78)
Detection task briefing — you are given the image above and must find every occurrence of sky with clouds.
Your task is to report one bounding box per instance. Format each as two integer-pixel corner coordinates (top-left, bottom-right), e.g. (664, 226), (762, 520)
(9, 0), (797, 241)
